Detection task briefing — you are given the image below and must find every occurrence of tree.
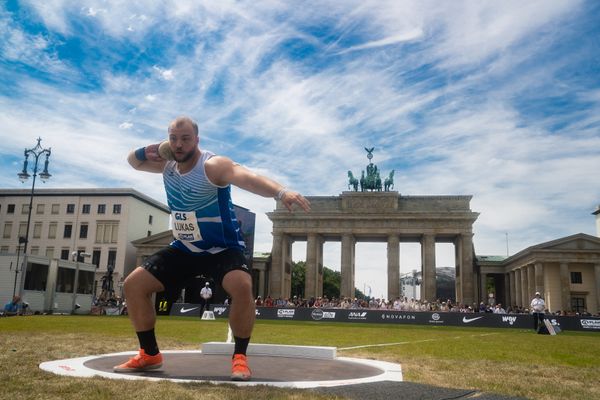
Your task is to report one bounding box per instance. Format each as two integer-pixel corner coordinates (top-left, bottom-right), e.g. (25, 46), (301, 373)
(291, 261), (364, 299)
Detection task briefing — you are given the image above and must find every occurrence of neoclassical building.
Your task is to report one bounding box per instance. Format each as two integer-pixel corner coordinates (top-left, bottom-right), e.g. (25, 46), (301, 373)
(267, 191), (480, 305)
(478, 233), (600, 314)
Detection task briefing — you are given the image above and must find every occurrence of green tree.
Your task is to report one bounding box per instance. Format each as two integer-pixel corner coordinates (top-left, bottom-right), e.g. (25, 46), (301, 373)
(291, 261), (366, 299)
(291, 261), (306, 297)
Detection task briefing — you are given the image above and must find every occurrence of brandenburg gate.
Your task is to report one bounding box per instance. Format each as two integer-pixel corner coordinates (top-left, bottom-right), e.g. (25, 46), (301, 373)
(266, 148), (479, 304)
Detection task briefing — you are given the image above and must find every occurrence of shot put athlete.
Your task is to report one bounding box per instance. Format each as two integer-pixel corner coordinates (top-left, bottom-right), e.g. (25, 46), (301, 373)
(115, 116), (310, 380)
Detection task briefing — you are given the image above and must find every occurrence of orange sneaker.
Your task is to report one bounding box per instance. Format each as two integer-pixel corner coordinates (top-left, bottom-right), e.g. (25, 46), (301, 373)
(231, 354), (251, 381)
(113, 349), (163, 372)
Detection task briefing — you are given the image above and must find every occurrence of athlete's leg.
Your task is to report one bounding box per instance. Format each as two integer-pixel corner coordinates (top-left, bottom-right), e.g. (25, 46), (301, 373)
(123, 267), (164, 332)
(222, 269), (255, 338)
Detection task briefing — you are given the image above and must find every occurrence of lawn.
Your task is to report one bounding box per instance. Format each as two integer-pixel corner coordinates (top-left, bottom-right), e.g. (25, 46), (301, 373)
(1, 315), (599, 400)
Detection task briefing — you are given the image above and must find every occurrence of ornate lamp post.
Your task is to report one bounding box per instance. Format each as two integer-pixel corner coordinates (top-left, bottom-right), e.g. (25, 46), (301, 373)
(15, 138), (51, 294)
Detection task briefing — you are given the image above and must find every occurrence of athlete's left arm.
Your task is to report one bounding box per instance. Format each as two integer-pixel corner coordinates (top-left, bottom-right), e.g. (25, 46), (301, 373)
(205, 156), (310, 212)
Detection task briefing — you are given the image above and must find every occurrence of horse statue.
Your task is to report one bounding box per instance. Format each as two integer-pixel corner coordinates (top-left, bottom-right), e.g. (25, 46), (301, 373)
(360, 170), (366, 191)
(347, 170), (359, 191)
(375, 172), (382, 191)
(384, 170), (395, 191)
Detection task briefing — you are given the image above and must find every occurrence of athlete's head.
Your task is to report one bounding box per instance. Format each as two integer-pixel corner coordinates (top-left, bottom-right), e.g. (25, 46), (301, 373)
(168, 116), (199, 163)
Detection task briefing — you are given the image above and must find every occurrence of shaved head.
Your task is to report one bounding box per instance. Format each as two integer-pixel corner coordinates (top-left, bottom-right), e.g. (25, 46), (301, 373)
(168, 116), (198, 136)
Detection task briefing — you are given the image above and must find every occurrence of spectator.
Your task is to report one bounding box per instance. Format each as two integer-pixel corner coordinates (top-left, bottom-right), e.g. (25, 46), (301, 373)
(530, 291), (546, 331)
(199, 282), (213, 313)
(3, 295), (22, 316)
(493, 303), (506, 314)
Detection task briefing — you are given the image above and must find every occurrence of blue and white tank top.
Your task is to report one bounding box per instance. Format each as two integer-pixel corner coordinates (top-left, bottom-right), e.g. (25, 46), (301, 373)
(163, 150), (245, 254)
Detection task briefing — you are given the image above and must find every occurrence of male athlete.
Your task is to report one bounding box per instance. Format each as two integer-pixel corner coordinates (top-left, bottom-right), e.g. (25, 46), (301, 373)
(114, 116), (310, 380)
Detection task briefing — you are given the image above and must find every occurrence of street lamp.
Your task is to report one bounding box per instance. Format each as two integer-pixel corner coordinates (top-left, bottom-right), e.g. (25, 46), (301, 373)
(17, 137), (52, 255)
(15, 138), (51, 298)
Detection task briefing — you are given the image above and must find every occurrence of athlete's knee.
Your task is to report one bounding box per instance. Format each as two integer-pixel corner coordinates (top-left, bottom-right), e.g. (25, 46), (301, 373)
(123, 267), (160, 296)
(224, 271), (253, 297)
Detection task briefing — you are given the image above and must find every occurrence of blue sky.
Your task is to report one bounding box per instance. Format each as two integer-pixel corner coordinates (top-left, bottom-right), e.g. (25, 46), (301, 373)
(1, 1), (599, 299)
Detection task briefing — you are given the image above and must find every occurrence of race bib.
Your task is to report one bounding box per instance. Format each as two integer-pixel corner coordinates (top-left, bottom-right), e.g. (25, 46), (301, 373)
(172, 211), (202, 242)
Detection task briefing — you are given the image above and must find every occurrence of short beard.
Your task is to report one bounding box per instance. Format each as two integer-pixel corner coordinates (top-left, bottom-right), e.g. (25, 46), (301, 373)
(175, 149), (195, 163)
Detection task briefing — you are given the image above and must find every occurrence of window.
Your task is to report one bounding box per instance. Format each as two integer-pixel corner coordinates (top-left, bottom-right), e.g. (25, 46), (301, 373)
(570, 272), (583, 284)
(95, 221), (119, 243)
(18, 222), (27, 237)
(77, 270), (95, 294)
(98, 204), (106, 214)
(24, 262), (48, 291)
(82, 204), (91, 214)
(113, 204), (121, 214)
(45, 247), (54, 258)
(48, 222), (57, 239)
(33, 222), (42, 238)
(51, 204), (59, 214)
(7, 204), (15, 214)
(571, 297), (586, 314)
(36, 204), (44, 214)
(60, 249), (70, 260)
(79, 223), (88, 239)
(92, 250), (101, 268)
(75, 249), (88, 262)
(30, 246), (39, 255)
(3, 222), (12, 239)
(0, 246), (9, 254)
(66, 204), (75, 214)
(21, 204), (30, 214)
(63, 223), (72, 238)
(148, 215), (153, 225)
(56, 267), (75, 293)
(107, 249), (117, 268)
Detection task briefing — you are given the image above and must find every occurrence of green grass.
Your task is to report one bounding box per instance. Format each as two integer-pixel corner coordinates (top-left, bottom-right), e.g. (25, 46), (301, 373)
(1, 315), (599, 400)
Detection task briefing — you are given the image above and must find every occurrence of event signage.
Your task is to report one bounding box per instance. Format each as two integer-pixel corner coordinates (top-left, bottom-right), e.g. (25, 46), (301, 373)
(168, 303), (600, 332)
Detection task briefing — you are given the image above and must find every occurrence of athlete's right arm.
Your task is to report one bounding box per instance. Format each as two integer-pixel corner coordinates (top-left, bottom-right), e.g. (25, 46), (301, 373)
(127, 143), (167, 173)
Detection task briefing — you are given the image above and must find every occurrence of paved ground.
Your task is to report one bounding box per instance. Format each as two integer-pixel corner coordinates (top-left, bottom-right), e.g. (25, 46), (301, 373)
(314, 381), (527, 400)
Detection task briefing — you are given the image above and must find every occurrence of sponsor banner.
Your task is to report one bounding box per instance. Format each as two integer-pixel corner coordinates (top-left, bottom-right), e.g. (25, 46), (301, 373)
(580, 319), (600, 330)
(168, 303), (599, 332)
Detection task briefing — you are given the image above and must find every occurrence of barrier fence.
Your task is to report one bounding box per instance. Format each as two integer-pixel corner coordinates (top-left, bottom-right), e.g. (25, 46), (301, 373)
(169, 303), (600, 332)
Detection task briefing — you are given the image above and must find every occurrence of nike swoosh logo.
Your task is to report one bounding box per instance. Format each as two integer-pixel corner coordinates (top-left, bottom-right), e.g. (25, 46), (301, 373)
(462, 316), (484, 323)
(180, 307), (199, 313)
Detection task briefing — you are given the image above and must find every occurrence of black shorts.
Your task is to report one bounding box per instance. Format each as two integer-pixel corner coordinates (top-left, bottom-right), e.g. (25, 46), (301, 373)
(141, 246), (251, 291)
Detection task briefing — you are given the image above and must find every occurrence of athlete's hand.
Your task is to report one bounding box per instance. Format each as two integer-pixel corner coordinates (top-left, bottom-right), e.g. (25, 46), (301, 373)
(144, 143), (164, 162)
(281, 190), (311, 212)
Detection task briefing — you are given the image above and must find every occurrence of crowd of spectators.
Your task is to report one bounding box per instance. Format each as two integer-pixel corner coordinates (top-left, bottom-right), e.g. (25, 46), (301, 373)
(254, 295), (598, 316)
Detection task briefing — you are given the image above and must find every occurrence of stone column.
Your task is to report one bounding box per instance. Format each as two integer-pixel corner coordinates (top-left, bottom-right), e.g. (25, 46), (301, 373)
(387, 235), (400, 300)
(341, 234), (355, 299)
(283, 238), (293, 299)
(316, 236), (324, 298)
(509, 271), (516, 308)
(527, 265), (535, 301)
(480, 272), (487, 304)
(258, 269), (265, 298)
(305, 233), (321, 299)
(514, 269), (522, 307)
(595, 264), (600, 315)
(560, 263), (571, 312)
(269, 232), (284, 298)
(521, 267), (529, 309)
(421, 234), (436, 302)
(534, 262), (544, 295)
(504, 273), (511, 308)
(458, 233), (474, 306)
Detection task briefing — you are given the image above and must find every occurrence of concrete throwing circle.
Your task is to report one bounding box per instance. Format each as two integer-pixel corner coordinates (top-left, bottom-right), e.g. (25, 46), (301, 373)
(39, 346), (402, 388)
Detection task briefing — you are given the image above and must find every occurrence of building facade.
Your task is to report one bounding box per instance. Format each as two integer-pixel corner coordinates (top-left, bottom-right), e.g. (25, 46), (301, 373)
(477, 233), (600, 314)
(0, 188), (170, 296)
